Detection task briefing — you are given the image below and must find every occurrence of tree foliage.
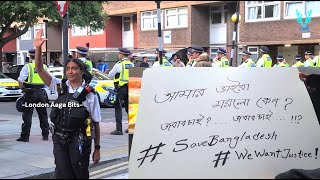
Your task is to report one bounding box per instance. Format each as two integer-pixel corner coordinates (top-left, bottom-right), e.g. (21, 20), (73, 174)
(0, 1), (108, 69)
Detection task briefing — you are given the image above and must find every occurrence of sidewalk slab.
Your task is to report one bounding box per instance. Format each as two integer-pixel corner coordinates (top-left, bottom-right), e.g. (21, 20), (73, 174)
(0, 114), (128, 179)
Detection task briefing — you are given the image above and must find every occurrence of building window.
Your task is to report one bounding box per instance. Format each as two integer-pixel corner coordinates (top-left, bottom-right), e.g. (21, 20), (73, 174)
(33, 24), (46, 38)
(21, 27), (32, 40)
(285, 1), (320, 18)
(246, 1), (280, 22)
(123, 17), (131, 32)
(165, 7), (188, 28)
(72, 26), (88, 36)
(247, 46), (259, 62)
(210, 5), (227, 25)
(90, 28), (104, 35)
(210, 48), (218, 60)
(141, 11), (163, 30)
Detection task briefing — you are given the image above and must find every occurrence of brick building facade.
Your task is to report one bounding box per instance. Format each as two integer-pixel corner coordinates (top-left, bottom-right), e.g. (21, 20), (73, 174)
(239, 1), (320, 66)
(102, 1), (238, 64)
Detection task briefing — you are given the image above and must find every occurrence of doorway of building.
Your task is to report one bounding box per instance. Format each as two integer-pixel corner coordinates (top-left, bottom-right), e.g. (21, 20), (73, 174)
(209, 5), (227, 45)
(122, 16), (134, 48)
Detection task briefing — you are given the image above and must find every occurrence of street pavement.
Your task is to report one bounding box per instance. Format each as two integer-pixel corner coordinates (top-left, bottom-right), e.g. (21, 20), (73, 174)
(0, 100), (128, 179)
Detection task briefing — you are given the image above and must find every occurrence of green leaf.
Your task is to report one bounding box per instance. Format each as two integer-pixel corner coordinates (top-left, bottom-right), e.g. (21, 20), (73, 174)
(0, 1), (109, 44)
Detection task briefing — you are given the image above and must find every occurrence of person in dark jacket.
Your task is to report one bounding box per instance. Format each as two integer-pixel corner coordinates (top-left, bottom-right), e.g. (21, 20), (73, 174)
(275, 72), (320, 179)
(139, 56), (150, 68)
(299, 72), (320, 122)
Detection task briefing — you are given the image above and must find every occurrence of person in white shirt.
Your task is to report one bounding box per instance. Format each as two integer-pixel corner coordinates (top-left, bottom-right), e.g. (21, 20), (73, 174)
(32, 28), (101, 179)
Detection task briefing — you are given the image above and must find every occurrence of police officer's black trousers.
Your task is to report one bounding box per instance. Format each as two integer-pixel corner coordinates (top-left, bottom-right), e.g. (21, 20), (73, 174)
(114, 85), (128, 131)
(53, 133), (92, 179)
(20, 89), (49, 138)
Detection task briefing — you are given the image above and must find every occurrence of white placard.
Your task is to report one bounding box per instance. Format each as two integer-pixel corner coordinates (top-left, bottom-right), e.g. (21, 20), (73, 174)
(302, 32), (311, 38)
(129, 68), (320, 179)
(163, 30), (171, 44)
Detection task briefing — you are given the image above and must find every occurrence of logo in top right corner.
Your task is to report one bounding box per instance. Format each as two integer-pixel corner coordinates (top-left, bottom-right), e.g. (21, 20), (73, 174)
(296, 9), (312, 31)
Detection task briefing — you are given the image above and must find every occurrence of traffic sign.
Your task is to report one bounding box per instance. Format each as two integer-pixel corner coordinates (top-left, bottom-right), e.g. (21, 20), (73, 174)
(55, 1), (70, 18)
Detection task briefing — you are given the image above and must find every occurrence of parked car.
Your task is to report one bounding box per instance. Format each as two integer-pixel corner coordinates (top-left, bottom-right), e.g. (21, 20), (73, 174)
(4, 64), (24, 80)
(45, 67), (114, 107)
(0, 72), (23, 99)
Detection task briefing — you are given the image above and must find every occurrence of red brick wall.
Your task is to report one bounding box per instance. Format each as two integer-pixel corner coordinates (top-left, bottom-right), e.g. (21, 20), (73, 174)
(133, 15), (138, 48)
(137, 5), (191, 49)
(239, 1), (320, 45)
(3, 29), (16, 52)
(69, 28), (107, 49)
(69, 16), (123, 49)
(106, 16), (122, 48)
(190, 5), (209, 47)
(104, 1), (177, 12)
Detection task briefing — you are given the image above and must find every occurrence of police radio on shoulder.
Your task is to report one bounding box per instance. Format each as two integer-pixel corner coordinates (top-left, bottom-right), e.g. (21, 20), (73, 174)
(72, 84), (94, 102)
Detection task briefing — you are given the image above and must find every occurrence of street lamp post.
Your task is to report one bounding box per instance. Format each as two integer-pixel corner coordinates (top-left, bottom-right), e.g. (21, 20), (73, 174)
(155, 1), (163, 65)
(43, 19), (49, 65)
(230, 12), (241, 67)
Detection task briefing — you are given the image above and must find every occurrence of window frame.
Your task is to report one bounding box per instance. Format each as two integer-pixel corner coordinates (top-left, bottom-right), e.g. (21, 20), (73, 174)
(89, 27), (104, 35)
(164, 6), (188, 29)
(123, 16), (132, 32)
(245, 1), (281, 22)
(33, 24), (46, 38)
(247, 46), (259, 62)
(210, 5), (227, 26)
(20, 27), (32, 40)
(284, 1), (320, 19)
(141, 10), (164, 31)
(71, 26), (89, 36)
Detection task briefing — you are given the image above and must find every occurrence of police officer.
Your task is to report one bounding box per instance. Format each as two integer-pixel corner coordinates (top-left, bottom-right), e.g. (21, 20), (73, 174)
(256, 46), (272, 67)
(314, 49), (320, 67)
(304, 51), (315, 67)
(186, 48), (193, 67)
(187, 46), (204, 67)
(238, 51), (256, 67)
(152, 48), (173, 67)
(16, 49), (49, 142)
(33, 29), (101, 179)
(108, 48), (134, 135)
(273, 55), (289, 67)
(292, 54), (304, 67)
(212, 48), (229, 67)
(76, 46), (93, 74)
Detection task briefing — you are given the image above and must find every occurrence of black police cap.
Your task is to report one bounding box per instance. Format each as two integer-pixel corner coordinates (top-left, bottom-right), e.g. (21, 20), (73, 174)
(305, 51), (312, 55)
(16, 95), (25, 112)
(217, 47), (227, 54)
(76, 46), (89, 55)
(242, 51), (252, 56)
(259, 46), (269, 53)
(118, 48), (131, 55)
(295, 54), (302, 60)
(276, 55), (284, 60)
(191, 46), (204, 53)
(28, 49), (35, 55)
(155, 48), (167, 54)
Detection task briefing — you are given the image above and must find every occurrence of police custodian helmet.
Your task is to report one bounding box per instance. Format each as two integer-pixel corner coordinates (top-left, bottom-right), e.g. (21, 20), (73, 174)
(16, 95), (26, 112)
(104, 87), (117, 107)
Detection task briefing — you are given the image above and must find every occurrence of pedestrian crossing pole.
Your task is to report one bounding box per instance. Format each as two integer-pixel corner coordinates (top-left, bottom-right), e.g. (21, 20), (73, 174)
(62, 12), (68, 66)
(55, 1), (70, 74)
(230, 1), (240, 67)
(230, 12), (240, 67)
(155, 1), (163, 65)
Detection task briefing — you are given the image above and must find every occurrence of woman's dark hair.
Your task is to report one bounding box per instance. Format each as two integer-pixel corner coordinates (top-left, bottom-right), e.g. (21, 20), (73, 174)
(65, 58), (92, 84)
